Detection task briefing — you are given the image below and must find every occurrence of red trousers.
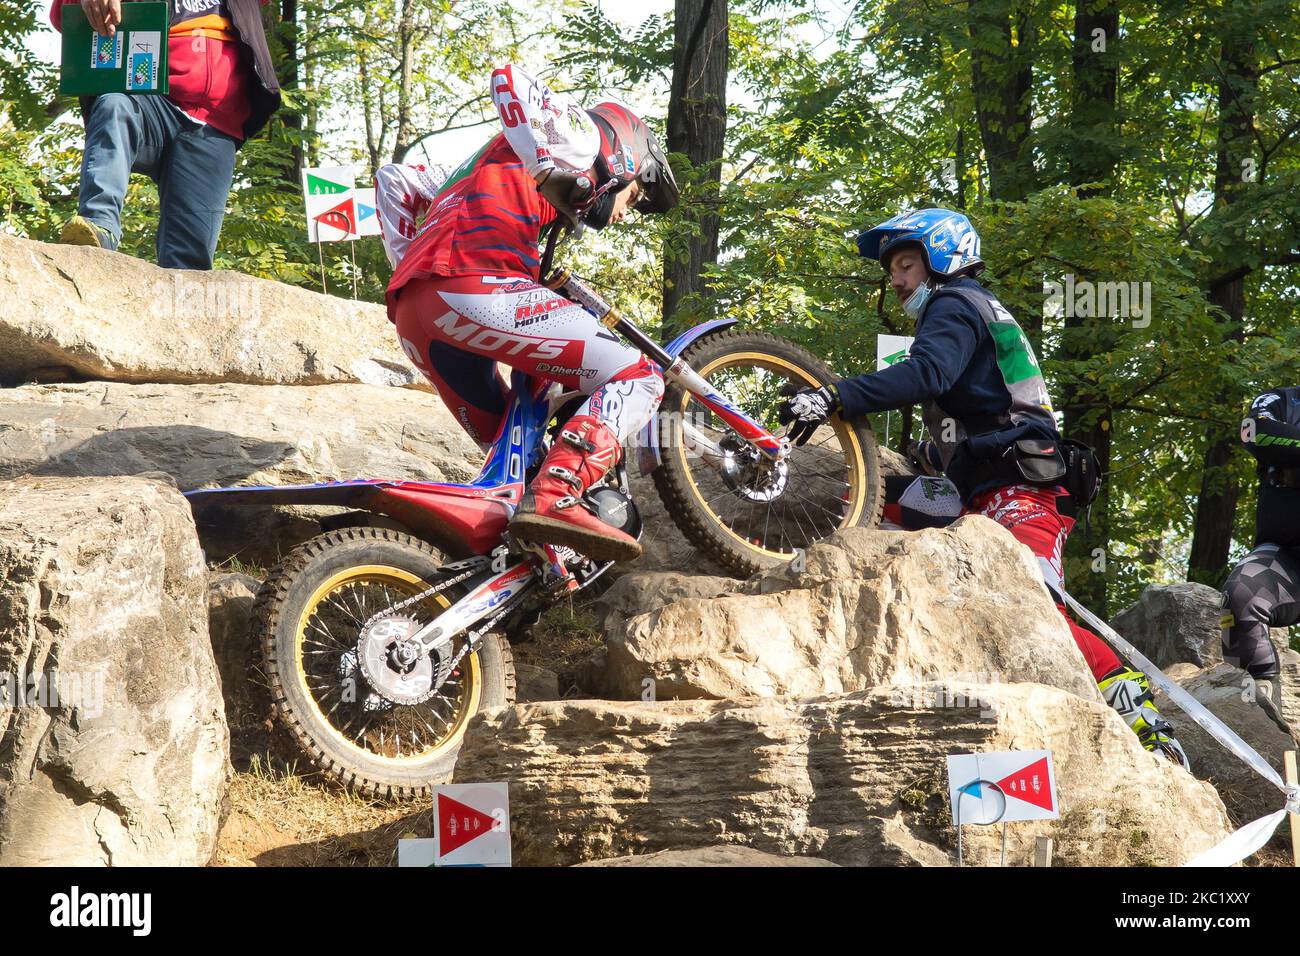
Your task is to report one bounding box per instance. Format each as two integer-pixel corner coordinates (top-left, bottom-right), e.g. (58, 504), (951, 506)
(966, 484), (1121, 681)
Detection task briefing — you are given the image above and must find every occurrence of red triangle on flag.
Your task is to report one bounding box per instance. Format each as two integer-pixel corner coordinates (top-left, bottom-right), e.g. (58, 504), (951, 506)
(313, 196), (357, 235)
(437, 793), (495, 857)
(995, 756), (1054, 812)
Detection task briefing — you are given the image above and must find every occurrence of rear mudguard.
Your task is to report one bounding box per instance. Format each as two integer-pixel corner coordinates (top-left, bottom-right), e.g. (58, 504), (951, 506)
(635, 317), (737, 475)
(184, 478), (519, 559)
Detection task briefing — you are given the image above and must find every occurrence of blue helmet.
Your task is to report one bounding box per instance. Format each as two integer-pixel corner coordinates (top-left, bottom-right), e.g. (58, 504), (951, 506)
(856, 208), (984, 278)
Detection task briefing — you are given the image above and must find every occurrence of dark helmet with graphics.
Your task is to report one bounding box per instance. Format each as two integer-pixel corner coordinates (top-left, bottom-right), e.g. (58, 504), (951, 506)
(585, 102), (680, 222)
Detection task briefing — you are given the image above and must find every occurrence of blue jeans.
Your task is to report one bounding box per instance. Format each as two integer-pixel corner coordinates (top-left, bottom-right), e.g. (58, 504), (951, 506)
(79, 93), (239, 270)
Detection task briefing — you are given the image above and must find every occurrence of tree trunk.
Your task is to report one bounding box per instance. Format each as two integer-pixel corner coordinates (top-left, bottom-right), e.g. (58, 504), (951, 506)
(1061, 0), (1119, 614)
(1188, 30), (1257, 586)
(276, 0), (302, 185)
(968, 0), (1036, 202)
(1068, 0), (1119, 195)
(302, 0), (318, 168)
(662, 0), (728, 334)
(391, 0), (418, 163)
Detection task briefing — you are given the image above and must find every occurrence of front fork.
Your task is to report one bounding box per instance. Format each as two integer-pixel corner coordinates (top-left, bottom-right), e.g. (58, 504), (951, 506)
(544, 269), (792, 467)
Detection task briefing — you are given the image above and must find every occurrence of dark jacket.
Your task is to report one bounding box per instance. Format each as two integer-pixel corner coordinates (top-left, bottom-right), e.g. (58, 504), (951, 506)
(834, 277), (1059, 499)
(1243, 387), (1300, 546)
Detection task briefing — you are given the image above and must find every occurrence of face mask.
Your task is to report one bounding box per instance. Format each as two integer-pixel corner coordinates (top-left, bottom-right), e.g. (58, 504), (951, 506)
(902, 281), (934, 319)
(583, 183), (620, 231)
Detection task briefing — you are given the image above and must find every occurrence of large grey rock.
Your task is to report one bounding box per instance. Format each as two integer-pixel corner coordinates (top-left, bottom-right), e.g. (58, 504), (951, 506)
(0, 381), (482, 562)
(456, 683), (1231, 867)
(0, 381), (479, 488)
(1111, 582), (1226, 669)
(514, 664), (560, 703)
(0, 476), (228, 866)
(0, 234), (424, 388)
(207, 572), (261, 724)
(621, 471), (729, 578)
(598, 518), (1099, 703)
(1111, 580), (1299, 730)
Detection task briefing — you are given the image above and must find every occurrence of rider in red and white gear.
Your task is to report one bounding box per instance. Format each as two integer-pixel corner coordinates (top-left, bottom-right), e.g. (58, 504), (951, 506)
(382, 64), (679, 562)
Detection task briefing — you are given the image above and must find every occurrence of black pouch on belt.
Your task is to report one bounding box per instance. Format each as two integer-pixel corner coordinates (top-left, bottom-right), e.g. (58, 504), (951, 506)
(1059, 439), (1102, 507)
(1005, 439), (1068, 485)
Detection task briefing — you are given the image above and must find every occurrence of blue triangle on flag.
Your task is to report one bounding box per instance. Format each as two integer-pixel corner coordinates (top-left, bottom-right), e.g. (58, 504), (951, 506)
(957, 780), (982, 798)
(359, 203), (376, 220)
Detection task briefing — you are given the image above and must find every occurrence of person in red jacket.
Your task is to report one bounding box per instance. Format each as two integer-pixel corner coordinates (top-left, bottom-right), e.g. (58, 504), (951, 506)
(51, 0), (280, 269)
(385, 64), (679, 563)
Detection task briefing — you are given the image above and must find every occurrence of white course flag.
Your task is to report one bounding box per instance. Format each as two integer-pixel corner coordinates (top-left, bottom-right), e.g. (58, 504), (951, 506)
(432, 782), (511, 867)
(302, 166), (358, 242)
(877, 334), (915, 372)
(947, 750), (1059, 825)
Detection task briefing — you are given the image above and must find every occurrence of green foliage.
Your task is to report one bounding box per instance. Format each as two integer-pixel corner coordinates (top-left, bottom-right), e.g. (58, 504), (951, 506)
(5, 0), (1300, 612)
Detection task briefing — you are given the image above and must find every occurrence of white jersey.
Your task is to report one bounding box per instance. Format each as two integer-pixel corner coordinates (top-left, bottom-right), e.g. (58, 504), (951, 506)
(489, 63), (601, 182)
(373, 162), (445, 268)
(375, 65), (601, 270)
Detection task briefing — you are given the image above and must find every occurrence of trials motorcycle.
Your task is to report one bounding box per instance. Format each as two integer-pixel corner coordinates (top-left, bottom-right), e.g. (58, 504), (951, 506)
(185, 228), (885, 798)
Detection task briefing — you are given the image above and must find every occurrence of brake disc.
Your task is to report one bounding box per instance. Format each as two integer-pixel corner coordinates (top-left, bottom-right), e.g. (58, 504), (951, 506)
(718, 434), (789, 502)
(356, 614), (451, 707)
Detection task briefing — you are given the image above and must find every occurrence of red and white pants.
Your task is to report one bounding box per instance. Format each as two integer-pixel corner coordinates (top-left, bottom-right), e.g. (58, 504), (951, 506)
(966, 484), (1122, 681)
(392, 274), (664, 449)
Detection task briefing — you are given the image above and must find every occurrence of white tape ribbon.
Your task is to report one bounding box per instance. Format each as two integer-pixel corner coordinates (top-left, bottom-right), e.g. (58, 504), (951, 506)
(1060, 588), (1299, 867)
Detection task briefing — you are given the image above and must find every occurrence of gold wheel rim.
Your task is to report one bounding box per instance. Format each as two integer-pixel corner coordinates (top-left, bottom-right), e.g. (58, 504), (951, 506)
(672, 351), (867, 561)
(293, 565), (483, 766)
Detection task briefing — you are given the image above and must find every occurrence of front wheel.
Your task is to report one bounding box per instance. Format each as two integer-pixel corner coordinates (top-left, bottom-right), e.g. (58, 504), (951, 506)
(250, 526), (515, 800)
(652, 329), (884, 576)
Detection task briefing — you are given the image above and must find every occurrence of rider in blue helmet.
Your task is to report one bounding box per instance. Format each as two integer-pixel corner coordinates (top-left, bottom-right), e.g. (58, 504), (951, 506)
(778, 207), (1190, 769)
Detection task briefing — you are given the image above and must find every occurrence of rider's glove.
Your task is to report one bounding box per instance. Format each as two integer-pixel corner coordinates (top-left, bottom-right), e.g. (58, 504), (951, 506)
(536, 168), (594, 226)
(777, 383), (840, 446)
(906, 439), (944, 476)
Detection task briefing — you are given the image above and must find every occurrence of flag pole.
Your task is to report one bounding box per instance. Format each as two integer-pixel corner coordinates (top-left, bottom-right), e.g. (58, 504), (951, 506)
(350, 239), (358, 300)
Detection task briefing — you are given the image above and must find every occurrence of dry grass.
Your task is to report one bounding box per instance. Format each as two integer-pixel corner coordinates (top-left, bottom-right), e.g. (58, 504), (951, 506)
(214, 751), (430, 867)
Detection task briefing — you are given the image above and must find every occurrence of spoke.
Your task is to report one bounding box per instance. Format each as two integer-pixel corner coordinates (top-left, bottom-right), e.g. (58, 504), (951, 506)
(785, 494), (817, 548)
(353, 714), (379, 748)
(301, 636), (344, 651)
(789, 493), (851, 524)
(349, 582), (371, 621)
(325, 594), (363, 628)
(308, 615), (349, 650)
(787, 467), (850, 485)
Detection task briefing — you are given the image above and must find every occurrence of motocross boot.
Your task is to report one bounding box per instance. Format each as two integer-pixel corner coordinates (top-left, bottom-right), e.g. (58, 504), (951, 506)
(1098, 668), (1191, 771)
(508, 414), (642, 562)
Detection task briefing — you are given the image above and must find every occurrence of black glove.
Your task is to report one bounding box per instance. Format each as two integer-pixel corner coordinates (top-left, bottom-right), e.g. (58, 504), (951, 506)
(777, 383), (840, 446)
(906, 439), (943, 476)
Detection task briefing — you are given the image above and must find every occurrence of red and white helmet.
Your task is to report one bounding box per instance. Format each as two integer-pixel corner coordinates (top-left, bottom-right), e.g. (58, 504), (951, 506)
(586, 102), (680, 215)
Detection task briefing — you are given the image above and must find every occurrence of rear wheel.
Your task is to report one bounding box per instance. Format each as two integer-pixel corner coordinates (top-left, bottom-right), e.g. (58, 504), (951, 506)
(653, 329), (884, 576)
(251, 526), (514, 800)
